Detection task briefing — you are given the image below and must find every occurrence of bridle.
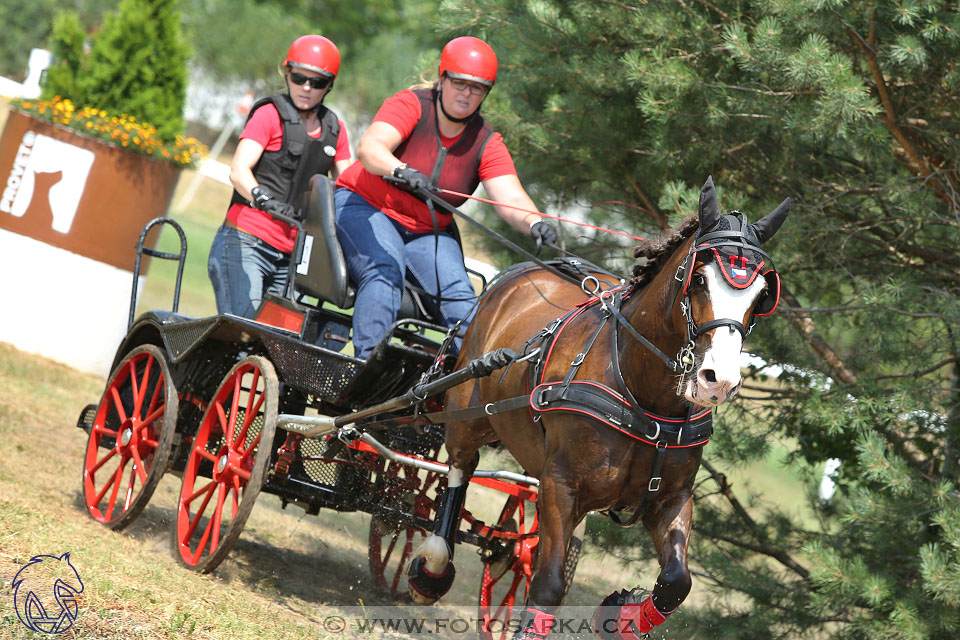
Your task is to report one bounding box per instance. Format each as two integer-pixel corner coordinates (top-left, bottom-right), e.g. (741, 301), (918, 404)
(625, 213), (781, 395)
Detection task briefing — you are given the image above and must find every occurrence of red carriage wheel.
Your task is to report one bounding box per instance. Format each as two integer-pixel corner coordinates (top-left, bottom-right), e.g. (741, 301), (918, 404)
(478, 495), (538, 640)
(82, 344), (178, 530)
(368, 459), (443, 598)
(478, 497), (586, 640)
(174, 355), (278, 573)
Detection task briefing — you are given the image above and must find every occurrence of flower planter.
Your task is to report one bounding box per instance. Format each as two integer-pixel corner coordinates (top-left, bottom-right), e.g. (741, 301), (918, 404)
(0, 109), (183, 375)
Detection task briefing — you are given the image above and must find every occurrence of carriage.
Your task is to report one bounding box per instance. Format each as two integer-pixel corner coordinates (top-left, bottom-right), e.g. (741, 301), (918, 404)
(77, 174), (788, 640)
(75, 174), (586, 638)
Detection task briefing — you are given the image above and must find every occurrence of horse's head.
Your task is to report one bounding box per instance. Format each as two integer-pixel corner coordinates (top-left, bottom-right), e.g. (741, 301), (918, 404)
(672, 176), (789, 407)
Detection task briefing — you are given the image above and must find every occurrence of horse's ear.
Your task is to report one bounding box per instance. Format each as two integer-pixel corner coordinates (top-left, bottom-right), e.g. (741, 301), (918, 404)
(750, 197), (790, 244)
(698, 175), (720, 229)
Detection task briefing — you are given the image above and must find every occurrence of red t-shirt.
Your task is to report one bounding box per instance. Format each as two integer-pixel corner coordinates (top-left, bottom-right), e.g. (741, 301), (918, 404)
(226, 103), (351, 253)
(335, 89), (517, 232)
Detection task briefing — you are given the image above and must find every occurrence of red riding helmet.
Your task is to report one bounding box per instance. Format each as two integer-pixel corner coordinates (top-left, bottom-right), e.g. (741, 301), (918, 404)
(284, 35), (340, 78)
(439, 36), (497, 87)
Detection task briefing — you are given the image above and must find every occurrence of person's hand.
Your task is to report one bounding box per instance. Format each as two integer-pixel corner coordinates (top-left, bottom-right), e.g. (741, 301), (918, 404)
(262, 199), (296, 220)
(530, 220), (558, 254)
(250, 185), (276, 210)
(392, 165), (434, 192)
(251, 185), (297, 220)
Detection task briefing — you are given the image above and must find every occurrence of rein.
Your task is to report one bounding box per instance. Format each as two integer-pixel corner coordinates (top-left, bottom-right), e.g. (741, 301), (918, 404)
(435, 187), (648, 242)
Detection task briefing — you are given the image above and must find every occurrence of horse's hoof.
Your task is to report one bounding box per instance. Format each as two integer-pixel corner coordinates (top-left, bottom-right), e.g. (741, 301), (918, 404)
(407, 555), (456, 604)
(593, 588), (669, 640)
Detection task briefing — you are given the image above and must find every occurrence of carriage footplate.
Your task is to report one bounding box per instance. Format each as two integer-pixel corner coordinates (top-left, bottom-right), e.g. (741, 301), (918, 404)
(76, 403), (97, 433)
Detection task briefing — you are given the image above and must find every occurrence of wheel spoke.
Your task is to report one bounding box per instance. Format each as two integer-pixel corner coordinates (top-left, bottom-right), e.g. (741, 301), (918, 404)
(198, 448), (219, 464)
(191, 508), (217, 563)
(134, 354), (154, 416)
(183, 478), (217, 506)
(109, 387), (128, 423)
(144, 369), (163, 421)
(92, 457), (121, 505)
(215, 402), (230, 446)
(185, 481), (218, 539)
(210, 483), (226, 551)
(93, 424), (118, 438)
(233, 466), (251, 481)
(127, 359), (141, 414)
(123, 459), (139, 511)
(141, 405), (165, 429)
(130, 445), (149, 484)
(226, 376), (243, 447)
(89, 448), (118, 474)
(104, 455), (129, 520)
(239, 431), (262, 463)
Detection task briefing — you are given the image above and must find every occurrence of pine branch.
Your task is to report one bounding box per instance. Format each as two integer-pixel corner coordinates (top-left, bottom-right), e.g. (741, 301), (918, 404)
(873, 358), (960, 381)
(848, 27), (959, 210)
(779, 287), (858, 386)
(699, 459), (811, 579)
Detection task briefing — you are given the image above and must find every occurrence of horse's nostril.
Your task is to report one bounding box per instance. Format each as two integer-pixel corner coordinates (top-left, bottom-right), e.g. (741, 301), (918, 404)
(702, 369), (717, 383)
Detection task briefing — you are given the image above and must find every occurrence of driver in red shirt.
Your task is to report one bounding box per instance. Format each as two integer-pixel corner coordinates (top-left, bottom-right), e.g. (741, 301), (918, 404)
(334, 36), (556, 360)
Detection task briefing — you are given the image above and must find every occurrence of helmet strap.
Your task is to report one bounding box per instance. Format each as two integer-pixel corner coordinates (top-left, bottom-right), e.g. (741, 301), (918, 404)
(436, 88), (478, 124)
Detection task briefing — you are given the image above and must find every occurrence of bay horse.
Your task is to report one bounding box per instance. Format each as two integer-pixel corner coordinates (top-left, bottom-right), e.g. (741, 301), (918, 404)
(407, 176), (789, 639)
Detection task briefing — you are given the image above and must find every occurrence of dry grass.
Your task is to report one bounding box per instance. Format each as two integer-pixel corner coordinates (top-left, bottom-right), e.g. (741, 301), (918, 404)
(0, 342), (652, 639)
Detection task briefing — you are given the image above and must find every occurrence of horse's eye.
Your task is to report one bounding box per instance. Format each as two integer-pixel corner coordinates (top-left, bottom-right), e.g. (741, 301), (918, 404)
(694, 274), (706, 287)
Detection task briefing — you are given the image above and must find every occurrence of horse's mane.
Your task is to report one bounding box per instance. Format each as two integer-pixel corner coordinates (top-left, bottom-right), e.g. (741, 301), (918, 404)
(629, 216), (699, 288)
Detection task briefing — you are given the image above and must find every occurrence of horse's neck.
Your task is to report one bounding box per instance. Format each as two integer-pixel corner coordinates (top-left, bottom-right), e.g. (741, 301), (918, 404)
(617, 258), (690, 415)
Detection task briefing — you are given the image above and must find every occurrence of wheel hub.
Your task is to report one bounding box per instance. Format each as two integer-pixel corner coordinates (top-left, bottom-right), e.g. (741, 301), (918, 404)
(120, 426), (134, 447)
(217, 454), (229, 473)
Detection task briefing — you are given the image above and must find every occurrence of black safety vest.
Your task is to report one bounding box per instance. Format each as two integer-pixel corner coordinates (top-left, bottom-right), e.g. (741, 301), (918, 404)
(230, 94), (340, 214)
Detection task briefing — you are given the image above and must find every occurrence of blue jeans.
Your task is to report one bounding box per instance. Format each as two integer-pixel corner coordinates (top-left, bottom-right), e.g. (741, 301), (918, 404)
(208, 224), (289, 318)
(334, 188), (477, 360)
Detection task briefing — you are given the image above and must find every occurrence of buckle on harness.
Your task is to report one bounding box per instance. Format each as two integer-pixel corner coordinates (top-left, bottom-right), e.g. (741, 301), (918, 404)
(648, 477), (662, 492)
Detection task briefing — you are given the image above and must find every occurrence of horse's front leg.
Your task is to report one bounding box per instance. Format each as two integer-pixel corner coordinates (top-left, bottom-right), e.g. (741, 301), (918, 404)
(595, 491), (693, 639)
(512, 474), (579, 640)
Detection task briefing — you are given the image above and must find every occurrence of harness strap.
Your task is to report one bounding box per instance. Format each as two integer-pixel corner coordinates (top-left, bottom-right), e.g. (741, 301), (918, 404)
(560, 309), (610, 388)
(423, 394), (531, 424)
(608, 443), (668, 528)
(530, 382), (713, 447)
(604, 290), (682, 372)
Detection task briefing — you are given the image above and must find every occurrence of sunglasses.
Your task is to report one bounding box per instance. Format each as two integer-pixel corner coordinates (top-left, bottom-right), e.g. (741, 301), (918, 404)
(447, 77), (487, 96)
(289, 71), (332, 90)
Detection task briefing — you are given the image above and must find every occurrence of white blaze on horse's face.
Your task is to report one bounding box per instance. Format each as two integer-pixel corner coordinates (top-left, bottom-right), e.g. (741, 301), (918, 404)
(684, 261), (767, 407)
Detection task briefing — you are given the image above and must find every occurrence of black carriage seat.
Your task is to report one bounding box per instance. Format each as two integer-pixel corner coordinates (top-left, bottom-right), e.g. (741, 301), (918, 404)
(295, 175), (448, 324)
(296, 174), (355, 310)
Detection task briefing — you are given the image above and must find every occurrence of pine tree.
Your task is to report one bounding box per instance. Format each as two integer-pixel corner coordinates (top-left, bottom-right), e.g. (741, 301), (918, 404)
(43, 0), (190, 142)
(438, 0), (960, 637)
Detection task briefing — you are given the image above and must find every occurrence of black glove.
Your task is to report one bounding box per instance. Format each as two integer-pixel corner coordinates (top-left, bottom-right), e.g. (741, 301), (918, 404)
(250, 185), (296, 220)
(261, 199), (296, 220)
(530, 220), (558, 254)
(392, 165), (434, 192)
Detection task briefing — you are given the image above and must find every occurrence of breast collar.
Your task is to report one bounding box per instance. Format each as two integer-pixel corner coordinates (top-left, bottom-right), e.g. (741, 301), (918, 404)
(523, 287), (713, 449)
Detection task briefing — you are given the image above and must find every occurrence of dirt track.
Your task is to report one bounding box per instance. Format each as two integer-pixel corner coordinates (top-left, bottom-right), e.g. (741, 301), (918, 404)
(0, 341), (655, 639)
